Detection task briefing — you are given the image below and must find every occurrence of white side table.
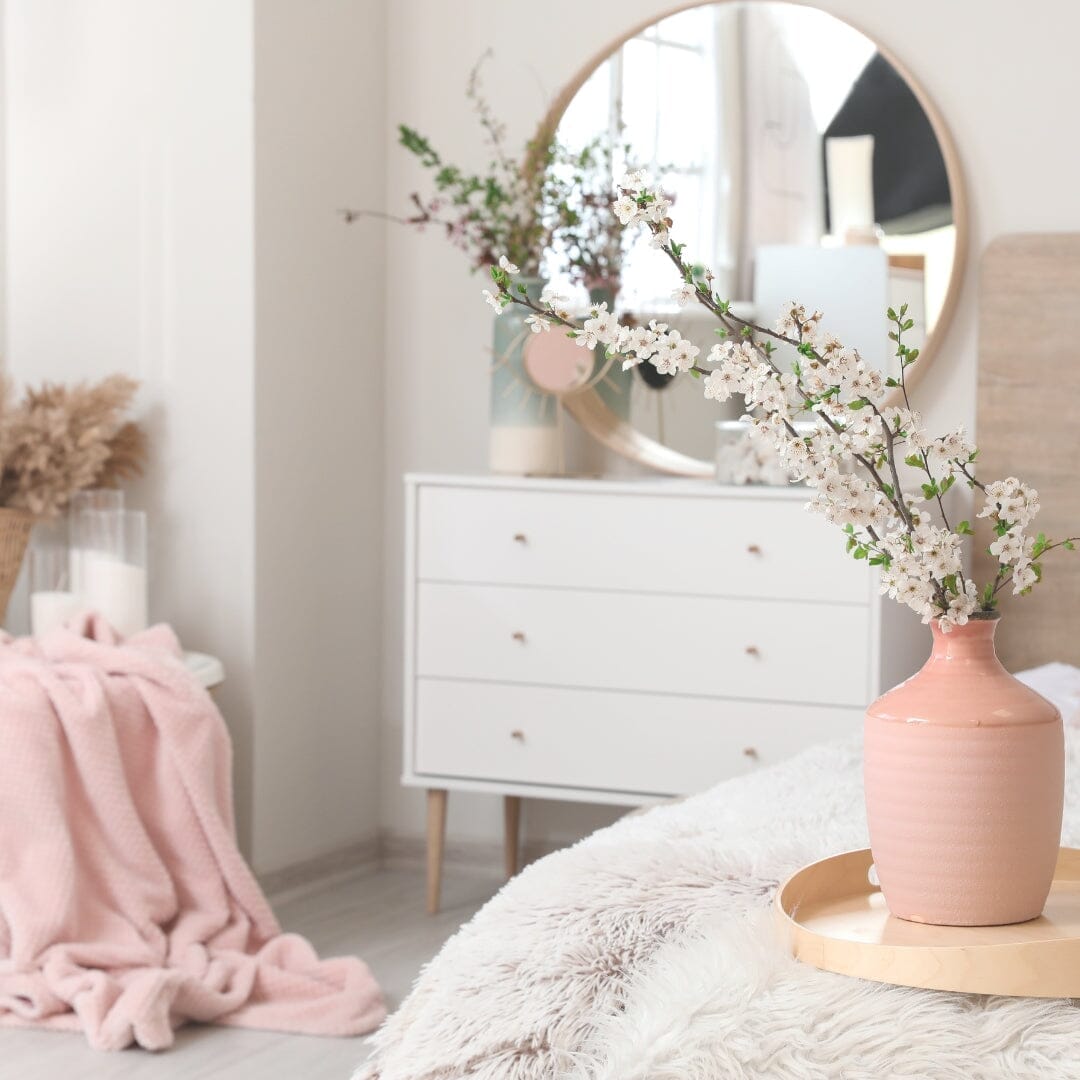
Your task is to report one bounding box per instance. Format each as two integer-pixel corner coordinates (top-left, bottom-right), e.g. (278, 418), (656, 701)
(184, 651), (226, 690)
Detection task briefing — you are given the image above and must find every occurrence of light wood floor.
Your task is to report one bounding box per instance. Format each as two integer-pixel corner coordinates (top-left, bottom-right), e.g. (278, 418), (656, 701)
(0, 864), (502, 1079)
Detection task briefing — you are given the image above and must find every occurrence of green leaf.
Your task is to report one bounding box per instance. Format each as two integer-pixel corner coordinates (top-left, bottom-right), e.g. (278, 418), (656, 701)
(922, 481), (939, 500)
(885, 376), (899, 387)
(943, 574), (958, 595)
(848, 398), (869, 410)
(956, 520), (973, 535)
(516, 283), (526, 295)
(1066, 540), (1076, 551)
(853, 546), (869, 560)
(940, 475), (955, 495)
(846, 537), (856, 553)
(887, 307), (898, 321)
(904, 453), (926, 470)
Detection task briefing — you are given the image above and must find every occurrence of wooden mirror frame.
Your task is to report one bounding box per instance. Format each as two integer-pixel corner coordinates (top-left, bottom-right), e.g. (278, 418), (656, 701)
(536, 0), (968, 477)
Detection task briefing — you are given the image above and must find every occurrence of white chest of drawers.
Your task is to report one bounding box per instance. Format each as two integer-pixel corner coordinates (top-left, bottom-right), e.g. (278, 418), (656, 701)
(403, 473), (926, 911)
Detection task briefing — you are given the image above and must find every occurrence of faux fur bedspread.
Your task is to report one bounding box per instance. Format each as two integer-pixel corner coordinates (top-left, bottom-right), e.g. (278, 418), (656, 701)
(359, 664), (1080, 1080)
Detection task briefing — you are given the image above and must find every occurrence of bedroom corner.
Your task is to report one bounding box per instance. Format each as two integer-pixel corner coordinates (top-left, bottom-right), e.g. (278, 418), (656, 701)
(3, 1), (1080, 1078)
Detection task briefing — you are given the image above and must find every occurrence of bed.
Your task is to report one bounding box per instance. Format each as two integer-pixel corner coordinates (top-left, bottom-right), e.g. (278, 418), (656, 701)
(356, 663), (1080, 1080)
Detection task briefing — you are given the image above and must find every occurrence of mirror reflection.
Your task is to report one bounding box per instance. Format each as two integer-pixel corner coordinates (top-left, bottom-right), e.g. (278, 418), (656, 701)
(552, 2), (958, 462)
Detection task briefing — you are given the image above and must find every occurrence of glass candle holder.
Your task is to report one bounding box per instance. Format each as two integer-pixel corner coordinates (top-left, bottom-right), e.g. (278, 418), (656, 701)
(29, 542), (82, 636)
(78, 509), (148, 637)
(69, 489), (124, 596)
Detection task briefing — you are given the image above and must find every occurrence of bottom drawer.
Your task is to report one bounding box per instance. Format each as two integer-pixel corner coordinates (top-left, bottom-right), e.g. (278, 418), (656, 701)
(414, 678), (860, 797)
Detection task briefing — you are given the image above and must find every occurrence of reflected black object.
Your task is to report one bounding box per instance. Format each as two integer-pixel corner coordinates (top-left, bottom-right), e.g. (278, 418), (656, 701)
(635, 362), (676, 391)
(823, 52), (951, 234)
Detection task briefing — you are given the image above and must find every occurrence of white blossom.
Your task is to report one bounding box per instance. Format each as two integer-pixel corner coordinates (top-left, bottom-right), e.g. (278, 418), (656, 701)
(612, 194), (639, 226)
(498, 255), (519, 275)
(979, 477), (1040, 528)
(482, 289), (504, 313)
(703, 367), (743, 402)
(652, 330), (698, 375)
(672, 282), (696, 307)
(524, 314), (550, 334)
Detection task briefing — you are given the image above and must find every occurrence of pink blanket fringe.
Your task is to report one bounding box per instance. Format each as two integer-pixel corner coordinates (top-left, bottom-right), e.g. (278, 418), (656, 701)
(0, 616), (385, 1050)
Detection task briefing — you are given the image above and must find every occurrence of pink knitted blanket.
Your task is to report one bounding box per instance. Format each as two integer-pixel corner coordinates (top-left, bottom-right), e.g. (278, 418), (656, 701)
(0, 617), (385, 1050)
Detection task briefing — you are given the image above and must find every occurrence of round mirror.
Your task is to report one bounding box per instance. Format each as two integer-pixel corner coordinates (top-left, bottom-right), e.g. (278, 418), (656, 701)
(541, 1), (965, 475)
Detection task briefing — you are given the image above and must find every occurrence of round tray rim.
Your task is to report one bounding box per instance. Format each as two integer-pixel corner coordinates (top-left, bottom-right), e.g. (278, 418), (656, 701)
(775, 846), (1080, 997)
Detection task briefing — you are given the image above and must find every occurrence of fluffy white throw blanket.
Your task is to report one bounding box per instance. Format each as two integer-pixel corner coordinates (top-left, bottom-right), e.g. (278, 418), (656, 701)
(360, 664), (1080, 1080)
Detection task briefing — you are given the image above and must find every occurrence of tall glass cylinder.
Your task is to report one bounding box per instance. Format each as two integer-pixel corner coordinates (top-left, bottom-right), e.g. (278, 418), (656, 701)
(78, 509), (148, 637)
(69, 489), (124, 596)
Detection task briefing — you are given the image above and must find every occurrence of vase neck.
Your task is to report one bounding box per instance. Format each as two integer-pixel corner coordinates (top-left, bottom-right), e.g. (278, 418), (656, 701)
(927, 617), (1003, 669)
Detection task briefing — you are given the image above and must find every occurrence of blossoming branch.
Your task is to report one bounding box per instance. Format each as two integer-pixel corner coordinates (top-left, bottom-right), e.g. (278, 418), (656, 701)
(481, 172), (1077, 630)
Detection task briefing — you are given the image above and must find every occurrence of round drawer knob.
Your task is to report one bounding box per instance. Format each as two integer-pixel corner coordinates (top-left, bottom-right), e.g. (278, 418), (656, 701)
(744, 645), (760, 657)
(510, 729), (525, 742)
(513, 533), (528, 544)
(747, 544), (763, 556)
(511, 631), (527, 643)
(743, 746), (759, 761)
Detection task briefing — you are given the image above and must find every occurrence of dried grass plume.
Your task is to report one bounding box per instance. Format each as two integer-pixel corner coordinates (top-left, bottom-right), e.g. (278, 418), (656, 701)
(0, 374), (148, 518)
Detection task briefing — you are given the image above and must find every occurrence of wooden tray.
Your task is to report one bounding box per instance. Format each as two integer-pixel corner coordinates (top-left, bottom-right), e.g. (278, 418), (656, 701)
(775, 847), (1080, 997)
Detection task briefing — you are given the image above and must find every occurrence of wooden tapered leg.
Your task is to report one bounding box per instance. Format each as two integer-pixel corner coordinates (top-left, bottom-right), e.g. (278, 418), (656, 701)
(504, 795), (522, 879)
(426, 788), (448, 915)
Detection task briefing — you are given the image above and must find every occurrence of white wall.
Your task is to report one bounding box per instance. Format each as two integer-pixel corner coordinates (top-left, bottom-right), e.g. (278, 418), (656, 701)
(3, 0), (387, 875)
(4, 0), (259, 845)
(380, 0), (1080, 847)
(252, 0), (385, 873)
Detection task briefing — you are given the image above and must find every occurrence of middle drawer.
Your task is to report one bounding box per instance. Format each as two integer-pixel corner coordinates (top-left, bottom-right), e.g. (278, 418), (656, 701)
(416, 582), (870, 707)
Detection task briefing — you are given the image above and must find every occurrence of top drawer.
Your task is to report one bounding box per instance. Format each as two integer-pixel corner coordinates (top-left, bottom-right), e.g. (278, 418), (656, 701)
(414, 483), (866, 604)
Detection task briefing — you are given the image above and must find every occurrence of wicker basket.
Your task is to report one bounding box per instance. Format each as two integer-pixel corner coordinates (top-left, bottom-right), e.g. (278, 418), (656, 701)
(0, 507), (34, 623)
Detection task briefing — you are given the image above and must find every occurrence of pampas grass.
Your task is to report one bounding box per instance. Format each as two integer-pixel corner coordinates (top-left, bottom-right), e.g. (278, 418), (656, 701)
(0, 375), (147, 518)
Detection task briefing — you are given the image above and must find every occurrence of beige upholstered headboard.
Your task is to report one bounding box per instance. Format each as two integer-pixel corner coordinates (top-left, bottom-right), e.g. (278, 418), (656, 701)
(977, 234), (1080, 670)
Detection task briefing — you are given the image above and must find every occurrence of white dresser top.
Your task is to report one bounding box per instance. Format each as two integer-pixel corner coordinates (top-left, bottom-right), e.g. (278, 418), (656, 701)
(405, 472), (809, 501)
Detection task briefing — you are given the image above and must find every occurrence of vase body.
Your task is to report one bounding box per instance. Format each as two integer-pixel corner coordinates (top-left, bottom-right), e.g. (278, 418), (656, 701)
(489, 277), (561, 475)
(864, 617), (1064, 926)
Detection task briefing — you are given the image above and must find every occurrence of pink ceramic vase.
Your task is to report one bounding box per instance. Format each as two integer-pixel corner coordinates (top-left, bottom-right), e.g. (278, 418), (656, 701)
(864, 615), (1064, 926)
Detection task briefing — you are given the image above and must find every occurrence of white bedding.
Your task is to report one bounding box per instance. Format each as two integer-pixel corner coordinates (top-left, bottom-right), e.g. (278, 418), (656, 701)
(358, 664), (1080, 1080)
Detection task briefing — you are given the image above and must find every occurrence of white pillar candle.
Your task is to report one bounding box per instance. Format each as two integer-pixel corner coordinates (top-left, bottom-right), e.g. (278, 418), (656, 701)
(826, 134), (876, 241)
(68, 548), (84, 596)
(81, 552), (148, 638)
(30, 590), (82, 637)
